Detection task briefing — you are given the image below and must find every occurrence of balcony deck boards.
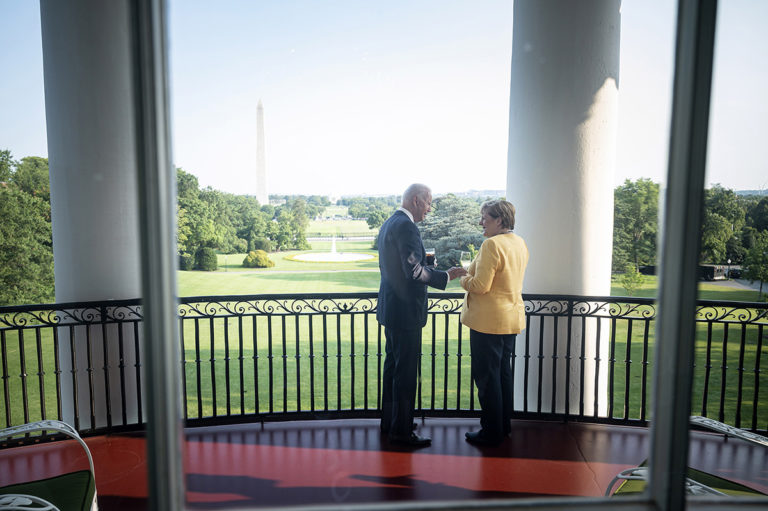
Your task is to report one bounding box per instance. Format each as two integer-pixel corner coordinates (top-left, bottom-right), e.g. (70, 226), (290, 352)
(2, 418), (766, 509)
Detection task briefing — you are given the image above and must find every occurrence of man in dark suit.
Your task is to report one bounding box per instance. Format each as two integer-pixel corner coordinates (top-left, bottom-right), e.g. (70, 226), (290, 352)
(377, 183), (466, 447)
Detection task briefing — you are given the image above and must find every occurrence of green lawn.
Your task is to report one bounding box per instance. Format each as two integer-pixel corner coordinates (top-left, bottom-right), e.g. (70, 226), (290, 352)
(178, 312), (474, 418)
(611, 274), (764, 302)
(306, 219), (376, 236)
(178, 240), (467, 297)
(184, 258), (764, 302)
(308, 205), (378, 234)
(216, 241), (378, 272)
(316, 205), (350, 218)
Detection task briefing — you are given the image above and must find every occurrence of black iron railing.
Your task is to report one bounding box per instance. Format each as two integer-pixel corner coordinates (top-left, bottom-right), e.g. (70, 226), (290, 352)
(1, 294), (766, 437)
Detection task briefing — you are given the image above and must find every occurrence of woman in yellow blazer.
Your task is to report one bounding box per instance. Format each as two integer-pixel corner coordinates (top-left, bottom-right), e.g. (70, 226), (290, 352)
(460, 199), (529, 445)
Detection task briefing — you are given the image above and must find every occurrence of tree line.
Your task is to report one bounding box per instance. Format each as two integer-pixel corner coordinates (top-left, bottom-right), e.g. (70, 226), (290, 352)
(0, 154), (321, 303)
(613, 178), (768, 291)
(339, 196), (400, 229)
(342, 194), (491, 268)
(1, 148), (766, 305)
(176, 169), (317, 270)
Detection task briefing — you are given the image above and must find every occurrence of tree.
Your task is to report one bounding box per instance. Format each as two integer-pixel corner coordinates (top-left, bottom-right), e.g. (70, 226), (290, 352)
(366, 209), (389, 230)
(419, 194), (486, 269)
(613, 179), (659, 272)
(176, 204), (192, 256)
(0, 149), (14, 182)
(176, 169), (220, 259)
(700, 185), (745, 263)
(11, 156), (50, 201)
(289, 198), (310, 232)
(742, 230), (768, 298)
(305, 195), (331, 208)
(180, 197), (218, 254)
(0, 185), (54, 305)
(268, 199), (310, 251)
(619, 263), (645, 296)
(238, 210), (270, 252)
(177, 168), (200, 199)
(272, 194), (323, 219)
(344, 196), (398, 226)
(261, 204), (276, 218)
(195, 247), (218, 271)
(271, 210), (293, 250)
(199, 187), (241, 254)
(699, 209), (732, 263)
(747, 197), (768, 232)
(725, 235), (746, 266)
(229, 194), (268, 251)
(0, 153), (54, 305)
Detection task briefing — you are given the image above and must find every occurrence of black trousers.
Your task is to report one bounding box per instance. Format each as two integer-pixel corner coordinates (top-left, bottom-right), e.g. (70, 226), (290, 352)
(470, 329), (516, 439)
(381, 326), (421, 437)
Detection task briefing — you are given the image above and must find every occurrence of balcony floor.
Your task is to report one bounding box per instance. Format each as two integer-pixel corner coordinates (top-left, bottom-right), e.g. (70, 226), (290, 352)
(2, 418), (767, 508)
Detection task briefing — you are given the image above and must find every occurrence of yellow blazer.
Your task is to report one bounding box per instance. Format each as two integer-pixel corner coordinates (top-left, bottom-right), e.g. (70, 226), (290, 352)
(459, 232), (529, 335)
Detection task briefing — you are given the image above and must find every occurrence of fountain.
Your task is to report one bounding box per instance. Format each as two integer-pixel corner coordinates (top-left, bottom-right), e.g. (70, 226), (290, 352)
(292, 235), (375, 262)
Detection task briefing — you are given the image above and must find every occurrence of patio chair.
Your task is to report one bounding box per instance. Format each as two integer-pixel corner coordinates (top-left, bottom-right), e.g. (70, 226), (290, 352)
(0, 494), (60, 510)
(0, 420), (97, 511)
(605, 465), (766, 497)
(605, 416), (768, 497)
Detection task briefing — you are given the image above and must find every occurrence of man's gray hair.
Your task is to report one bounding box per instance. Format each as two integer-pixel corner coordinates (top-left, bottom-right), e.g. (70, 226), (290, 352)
(402, 183), (431, 206)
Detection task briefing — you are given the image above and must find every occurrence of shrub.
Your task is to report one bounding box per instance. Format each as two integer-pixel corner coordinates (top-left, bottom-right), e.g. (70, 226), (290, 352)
(620, 263), (645, 296)
(179, 253), (194, 270)
(243, 250), (274, 268)
(252, 237), (273, 252)
(195, 247), (218, 271)
(233, 238), (248, 254)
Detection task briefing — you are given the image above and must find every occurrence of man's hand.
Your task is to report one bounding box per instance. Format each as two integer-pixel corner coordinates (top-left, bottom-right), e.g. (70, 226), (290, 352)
(447, 266), (468, 280)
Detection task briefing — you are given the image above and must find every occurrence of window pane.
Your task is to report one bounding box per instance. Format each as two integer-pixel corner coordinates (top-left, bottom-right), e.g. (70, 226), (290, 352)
(689, 0), (768, 500)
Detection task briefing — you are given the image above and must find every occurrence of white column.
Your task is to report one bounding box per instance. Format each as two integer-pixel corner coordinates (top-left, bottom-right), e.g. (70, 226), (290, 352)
(40, 0), (142, 429)
(507, 0), (620, 416)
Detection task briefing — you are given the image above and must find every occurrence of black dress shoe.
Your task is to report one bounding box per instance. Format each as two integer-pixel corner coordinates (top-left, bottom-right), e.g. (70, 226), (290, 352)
(465, 430), (503, 446)
(388, 432), (431, 447)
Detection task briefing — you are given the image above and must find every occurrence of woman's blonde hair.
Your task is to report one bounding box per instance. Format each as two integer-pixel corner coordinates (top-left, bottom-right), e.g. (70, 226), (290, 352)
(481, 199), (516, 230)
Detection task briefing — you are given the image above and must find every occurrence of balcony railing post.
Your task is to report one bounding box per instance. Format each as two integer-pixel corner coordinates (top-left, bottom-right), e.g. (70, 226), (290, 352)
(1, 331), (10, 426)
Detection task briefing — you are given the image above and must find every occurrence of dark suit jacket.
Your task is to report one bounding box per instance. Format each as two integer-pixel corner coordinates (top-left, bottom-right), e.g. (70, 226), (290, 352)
(377, 210), (448, 330)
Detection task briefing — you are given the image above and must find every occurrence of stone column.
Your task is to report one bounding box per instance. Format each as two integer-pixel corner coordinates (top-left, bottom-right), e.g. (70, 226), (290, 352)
(507, 0), (620, 416)
(40, 0), (142, 430)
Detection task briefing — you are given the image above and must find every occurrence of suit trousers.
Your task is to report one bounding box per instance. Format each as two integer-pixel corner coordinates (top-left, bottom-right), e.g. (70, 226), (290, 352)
(470, 329), (516, 439)
(381, 326), (421, 437)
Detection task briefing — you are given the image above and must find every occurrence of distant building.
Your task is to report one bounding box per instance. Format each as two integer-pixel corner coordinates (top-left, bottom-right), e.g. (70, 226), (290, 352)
(453, 189), (505, 199)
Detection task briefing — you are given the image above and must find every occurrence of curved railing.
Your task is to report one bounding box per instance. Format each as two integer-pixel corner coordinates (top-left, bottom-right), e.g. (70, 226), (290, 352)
(1, 293), (766, 437)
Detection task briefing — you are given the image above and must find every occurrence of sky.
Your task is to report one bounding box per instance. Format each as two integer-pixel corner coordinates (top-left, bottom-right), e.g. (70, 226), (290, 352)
(1, 1), (766, 197)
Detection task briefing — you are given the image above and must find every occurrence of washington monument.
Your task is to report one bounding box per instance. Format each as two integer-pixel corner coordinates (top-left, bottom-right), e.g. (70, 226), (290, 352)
(255, 99), (268, 205)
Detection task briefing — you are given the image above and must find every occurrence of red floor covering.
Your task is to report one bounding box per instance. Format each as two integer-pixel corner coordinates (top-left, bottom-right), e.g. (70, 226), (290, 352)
(1, 418), (766, 509)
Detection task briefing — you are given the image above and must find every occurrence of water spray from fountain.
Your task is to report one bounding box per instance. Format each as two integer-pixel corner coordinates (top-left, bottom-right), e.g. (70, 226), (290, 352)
(293, 234), (374, 262)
